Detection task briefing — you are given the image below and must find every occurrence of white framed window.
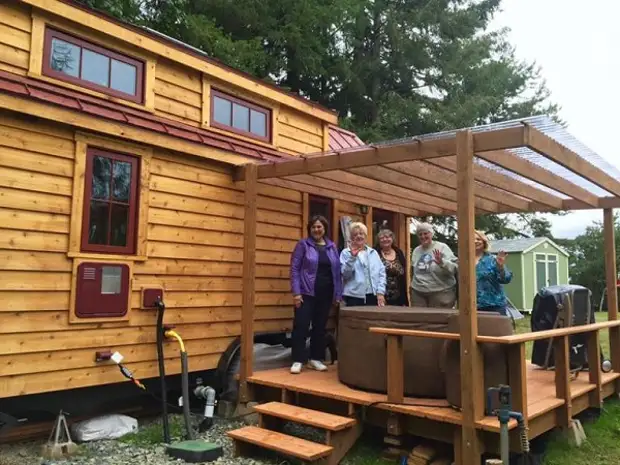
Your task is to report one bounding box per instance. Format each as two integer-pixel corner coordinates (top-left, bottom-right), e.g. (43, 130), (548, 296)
(534, 253), (559, 290)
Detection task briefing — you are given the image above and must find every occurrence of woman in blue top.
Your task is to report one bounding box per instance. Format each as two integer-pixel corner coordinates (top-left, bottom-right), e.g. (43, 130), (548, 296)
(475, 230), (512, 315)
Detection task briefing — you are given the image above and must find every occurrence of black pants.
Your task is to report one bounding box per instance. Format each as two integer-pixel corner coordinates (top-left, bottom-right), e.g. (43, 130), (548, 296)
(291, 293), (332, 363)
(344, 294), (378, 306)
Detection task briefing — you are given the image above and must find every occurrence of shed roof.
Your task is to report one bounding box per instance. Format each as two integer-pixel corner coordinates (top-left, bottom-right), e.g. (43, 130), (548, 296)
(489, 237), (569, 256)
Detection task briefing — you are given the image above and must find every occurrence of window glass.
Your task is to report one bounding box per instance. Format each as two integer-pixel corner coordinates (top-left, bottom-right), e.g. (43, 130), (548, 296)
(548, 262), (558, 286)
(50, 38), (80, 77)
(213, 96), (232, 125)
(547, 255), (557, 262)
(101, 266), (122, 294)
(112, 160), (132, 202)
(81, 49), (110, 87)
(88, 201), (109, 245)
(111, 59), (137, 95)
(211, 91), (270, 141)
(250, 109), (266, 136)
(44, 28), (143, 102)
(536, 261), (547, 289)
(83, 151), (137, 254)
(232, 103), (250, 132)
(110, 204), (129, 246)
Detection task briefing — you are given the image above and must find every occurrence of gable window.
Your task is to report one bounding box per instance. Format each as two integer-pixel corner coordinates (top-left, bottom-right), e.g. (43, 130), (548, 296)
(211, 89), (271, 142)
(81, 148), (140, 255)
(42, 27), (144, 103)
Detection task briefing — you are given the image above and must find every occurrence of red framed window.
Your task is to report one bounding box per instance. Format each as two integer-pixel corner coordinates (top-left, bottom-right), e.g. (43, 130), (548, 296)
(42, 27), (145, 103)
(211, 89), (271, 142)
(81, 148), (140, 255)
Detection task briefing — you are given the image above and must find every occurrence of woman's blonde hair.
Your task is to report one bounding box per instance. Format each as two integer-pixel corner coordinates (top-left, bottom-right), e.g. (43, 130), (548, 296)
(349, 221), (368, 239)
(475, 230), (490, 252)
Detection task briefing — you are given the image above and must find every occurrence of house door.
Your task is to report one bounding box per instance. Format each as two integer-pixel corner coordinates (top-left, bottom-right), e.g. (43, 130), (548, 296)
(372, 208), (397, 246)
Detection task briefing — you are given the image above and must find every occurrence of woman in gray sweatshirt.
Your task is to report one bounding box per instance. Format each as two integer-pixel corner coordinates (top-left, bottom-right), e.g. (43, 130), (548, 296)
(410, 222), (458, 308)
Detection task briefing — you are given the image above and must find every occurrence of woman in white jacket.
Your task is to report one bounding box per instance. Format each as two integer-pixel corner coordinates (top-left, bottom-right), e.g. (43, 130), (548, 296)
(340, 222), (386, 307)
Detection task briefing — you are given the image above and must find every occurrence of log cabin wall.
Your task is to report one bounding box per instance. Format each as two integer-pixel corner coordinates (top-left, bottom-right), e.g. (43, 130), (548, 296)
(0, 0), (335, 398)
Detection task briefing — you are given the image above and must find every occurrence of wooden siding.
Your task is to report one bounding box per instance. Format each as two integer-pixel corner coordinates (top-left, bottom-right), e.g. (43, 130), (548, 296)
(154, 58), (203, 126)
(0, 113), (303, 399)
(0, 1), (331, 158)
(0, 3), (31, 76)
(277, 107), (325, 156)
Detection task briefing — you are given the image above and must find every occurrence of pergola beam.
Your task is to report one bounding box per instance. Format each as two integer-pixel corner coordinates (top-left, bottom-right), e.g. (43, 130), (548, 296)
(477, 150), (599, 207)
(314, 170), (452, 214)
(525, 124), (620, 198)
(387, 160), (533, 212)
(426, 157), (564, 210)
(268, 177), (421, 217)
(349, 165), (499, 214)
(284, 173), (444, 215)
(233, 126), (527, 181)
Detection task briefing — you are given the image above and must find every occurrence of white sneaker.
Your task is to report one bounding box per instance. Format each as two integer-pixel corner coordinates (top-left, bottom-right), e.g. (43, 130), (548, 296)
(290, 362), (302, 374)
(307, 360), (327, 371)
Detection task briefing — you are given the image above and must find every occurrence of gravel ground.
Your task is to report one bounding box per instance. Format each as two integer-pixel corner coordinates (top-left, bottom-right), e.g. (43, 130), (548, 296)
(0, 412), (333, 465)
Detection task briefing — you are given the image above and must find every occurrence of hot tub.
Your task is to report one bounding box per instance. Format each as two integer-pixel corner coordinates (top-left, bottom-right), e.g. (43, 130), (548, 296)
(337, 306), (514, 402)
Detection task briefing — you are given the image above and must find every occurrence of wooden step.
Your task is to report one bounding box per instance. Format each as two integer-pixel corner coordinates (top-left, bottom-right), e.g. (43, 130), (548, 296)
(253, 401), (357, 431)
(227, 425), (334, 461)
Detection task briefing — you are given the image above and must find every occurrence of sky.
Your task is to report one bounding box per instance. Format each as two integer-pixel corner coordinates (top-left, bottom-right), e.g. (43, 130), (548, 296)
(488, 0), (620, 238)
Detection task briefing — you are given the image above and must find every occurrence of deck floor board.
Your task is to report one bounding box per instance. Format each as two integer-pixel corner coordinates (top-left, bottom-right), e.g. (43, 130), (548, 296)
(248, 362), (620, 434)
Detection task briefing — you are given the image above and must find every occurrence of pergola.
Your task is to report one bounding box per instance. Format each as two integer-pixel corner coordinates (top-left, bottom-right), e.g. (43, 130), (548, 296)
(234, 115), (620, 464)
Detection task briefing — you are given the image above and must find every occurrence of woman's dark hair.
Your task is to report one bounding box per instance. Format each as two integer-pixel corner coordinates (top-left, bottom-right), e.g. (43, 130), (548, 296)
(307, 215), (330, 237)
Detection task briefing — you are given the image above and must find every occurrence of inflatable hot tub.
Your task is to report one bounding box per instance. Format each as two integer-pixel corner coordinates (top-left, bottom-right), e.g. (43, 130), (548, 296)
(337, 306), (514, 401)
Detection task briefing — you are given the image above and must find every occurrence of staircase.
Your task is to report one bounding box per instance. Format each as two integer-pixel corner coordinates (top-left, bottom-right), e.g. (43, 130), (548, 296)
(227, 401), (362, 464)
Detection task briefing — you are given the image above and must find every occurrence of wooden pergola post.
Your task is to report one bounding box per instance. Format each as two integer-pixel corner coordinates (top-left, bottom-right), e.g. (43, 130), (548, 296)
(603, 209), (620, 385)
(456, 129), (483, 463)
(239, 163), (258, 403)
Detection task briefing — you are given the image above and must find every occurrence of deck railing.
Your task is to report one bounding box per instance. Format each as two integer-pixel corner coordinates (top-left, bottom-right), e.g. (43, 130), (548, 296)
(369, 319), (620, 433)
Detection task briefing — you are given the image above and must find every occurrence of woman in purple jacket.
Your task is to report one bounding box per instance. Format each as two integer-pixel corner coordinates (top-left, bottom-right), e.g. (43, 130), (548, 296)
(289, 215), (343, 374)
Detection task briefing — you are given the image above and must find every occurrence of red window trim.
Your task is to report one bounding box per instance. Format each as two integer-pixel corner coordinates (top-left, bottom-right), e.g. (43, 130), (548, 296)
(81, 147), (140, 255)
(210, 89), (271, 143)
(42, 27), (145, 104)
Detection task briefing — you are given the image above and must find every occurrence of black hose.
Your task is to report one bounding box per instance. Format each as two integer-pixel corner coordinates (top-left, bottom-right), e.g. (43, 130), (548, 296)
(156, 299), (170, 444)
(181, 351), (194, 440)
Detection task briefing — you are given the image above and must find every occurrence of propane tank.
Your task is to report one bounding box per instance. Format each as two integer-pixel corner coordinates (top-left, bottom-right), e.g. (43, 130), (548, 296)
(194, 384), (217, 431)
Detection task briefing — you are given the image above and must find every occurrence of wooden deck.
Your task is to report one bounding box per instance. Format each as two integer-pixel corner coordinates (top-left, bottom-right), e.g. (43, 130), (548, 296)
(247, 362), (620, 439)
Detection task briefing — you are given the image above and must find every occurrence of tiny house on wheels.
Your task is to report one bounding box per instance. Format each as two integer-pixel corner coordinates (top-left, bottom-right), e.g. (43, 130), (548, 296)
(0, 0), (413, 432)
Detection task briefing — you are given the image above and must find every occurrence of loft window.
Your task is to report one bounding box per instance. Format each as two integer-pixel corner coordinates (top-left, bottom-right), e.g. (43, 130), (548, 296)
(211, 89), (271, 142)
(42, 27), (145, 103)
(81, 148), (140, 255)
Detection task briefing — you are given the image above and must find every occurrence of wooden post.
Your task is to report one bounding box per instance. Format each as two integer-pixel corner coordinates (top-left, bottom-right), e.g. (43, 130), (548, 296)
(332, 199), (340, 244)
(365, 206), (374, 245)
(553, 335), (571, 428)
(603, 209), (620, 387)
(405, 217), (412, 296)
(386, 334), (404, 403)
(239, 163), (258, 402)
(456, 129), (483, 463)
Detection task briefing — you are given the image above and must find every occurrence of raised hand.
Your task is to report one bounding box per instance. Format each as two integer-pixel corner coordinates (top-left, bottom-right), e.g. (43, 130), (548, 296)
(496, 250), (507, 267)
(432, 248), (443, 265)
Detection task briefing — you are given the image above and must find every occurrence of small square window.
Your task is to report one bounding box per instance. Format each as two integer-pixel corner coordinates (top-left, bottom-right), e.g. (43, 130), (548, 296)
(210, 89), (271, 142)
(81, 148), (140, 255)
(43, 27), (145, 104)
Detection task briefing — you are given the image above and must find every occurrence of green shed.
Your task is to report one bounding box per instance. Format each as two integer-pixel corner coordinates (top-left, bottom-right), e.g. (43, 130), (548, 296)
(488, 237), (570, 313)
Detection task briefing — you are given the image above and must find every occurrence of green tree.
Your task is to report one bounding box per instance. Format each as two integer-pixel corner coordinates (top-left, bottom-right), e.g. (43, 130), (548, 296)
(556, 215), (620, 307)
